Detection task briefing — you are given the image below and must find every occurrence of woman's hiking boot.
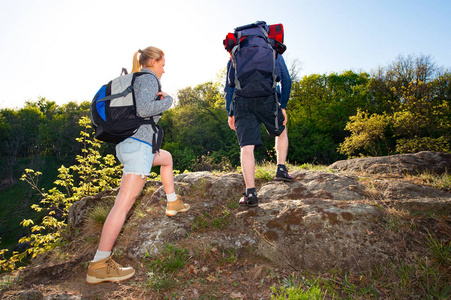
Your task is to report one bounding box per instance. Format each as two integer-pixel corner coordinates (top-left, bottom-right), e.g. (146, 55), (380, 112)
(166, 195), (190, 216)
(239, 191), (258, 207)
(275, 164), (292, 182)
(86, 256), (135, 284)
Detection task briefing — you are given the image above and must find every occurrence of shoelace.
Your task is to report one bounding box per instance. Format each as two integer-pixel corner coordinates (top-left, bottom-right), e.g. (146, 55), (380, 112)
(105, 258), (121, 274)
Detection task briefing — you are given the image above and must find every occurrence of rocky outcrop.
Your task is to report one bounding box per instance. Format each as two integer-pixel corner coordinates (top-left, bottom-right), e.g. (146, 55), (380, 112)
(330, 151), (451, 175)
(68, 189), (118, 228)
(235, 198), (388, 272)
(4, 151), (450, 300)
(66, 152), (451, 274)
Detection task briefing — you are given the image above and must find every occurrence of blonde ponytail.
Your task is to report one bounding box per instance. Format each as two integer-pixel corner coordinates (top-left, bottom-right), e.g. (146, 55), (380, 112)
(131, 47), (165, 73)
(131, 50), (141, 73)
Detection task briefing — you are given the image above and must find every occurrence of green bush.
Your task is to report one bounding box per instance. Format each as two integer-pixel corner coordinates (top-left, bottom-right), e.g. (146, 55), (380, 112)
(0, 117), (122, 271)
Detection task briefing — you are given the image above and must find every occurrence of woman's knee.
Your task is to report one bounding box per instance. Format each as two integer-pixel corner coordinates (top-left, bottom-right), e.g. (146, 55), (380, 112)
(113, 192), (138, 211)
(164, 150), (173, 162)
(154, 150), (173, 166)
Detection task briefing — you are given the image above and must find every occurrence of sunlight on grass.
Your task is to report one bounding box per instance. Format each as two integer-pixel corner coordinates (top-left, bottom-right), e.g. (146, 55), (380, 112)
(406, 171), (451, 191)
(270, 273), (326, 300)
(239, 161), (333, 183)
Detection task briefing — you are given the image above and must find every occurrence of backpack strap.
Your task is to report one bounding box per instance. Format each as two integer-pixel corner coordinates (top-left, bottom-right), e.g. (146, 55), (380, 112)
(231, 46), (241, 91)
(274, 91), (280, 135)
(258, 26), (270, 40)
(272, 49), (278, 89)
(138, 117), (164, 153)
(255, 25), (280, 131)
(152, 124), (164, 153)
(256, 26), (279, 90)
(98, 86), (133, 103)
(134, 71), (164, 153)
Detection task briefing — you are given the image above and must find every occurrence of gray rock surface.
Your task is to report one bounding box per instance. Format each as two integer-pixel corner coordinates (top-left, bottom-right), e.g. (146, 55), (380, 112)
(330, 151), (451, 175)
(66, 152), (451, 274)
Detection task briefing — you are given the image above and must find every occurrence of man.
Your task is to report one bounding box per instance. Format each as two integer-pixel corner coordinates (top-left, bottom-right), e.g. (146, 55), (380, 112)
(224, 23), (292, 207)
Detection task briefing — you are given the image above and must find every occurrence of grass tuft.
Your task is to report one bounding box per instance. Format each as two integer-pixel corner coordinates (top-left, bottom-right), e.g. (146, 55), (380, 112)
(425, 231), (451, 267)
(86, 205), (111, 227)
(406, 171), (451, 191)
(143, 243), (190, 292)
(270, 273), (326, 300)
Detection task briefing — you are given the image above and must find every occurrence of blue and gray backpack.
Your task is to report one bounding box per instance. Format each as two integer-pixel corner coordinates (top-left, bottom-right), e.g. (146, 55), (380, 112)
(89, 69), (163, 152)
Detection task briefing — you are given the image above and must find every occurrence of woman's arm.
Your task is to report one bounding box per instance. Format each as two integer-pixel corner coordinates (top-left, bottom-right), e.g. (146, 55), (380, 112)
(134, 73), (173, 117)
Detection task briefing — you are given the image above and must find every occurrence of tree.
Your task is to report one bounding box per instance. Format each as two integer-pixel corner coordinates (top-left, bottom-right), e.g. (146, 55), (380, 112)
(161, 81), (239, 171)
(340, 55), (451, 157)
(338, 109), (392, 157)
(0, 117), (122, 271)
(287, 71), (371, 164)
(0, 106), (44, 183)
(28, 98), (89, 157)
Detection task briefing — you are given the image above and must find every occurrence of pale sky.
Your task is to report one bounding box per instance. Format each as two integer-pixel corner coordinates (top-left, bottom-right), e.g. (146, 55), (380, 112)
(0, 0), (450, 109)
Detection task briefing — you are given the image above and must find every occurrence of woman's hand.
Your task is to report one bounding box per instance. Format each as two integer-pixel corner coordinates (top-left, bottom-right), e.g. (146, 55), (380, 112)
(156, 91), (168, 100)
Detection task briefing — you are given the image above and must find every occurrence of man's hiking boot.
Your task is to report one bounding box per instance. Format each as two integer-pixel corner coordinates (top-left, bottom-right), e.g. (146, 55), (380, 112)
(239, 192), (258, 207)
(166, 195), (190, 216)
(86, 256), (135, 284)
(275, 165), (293, 182)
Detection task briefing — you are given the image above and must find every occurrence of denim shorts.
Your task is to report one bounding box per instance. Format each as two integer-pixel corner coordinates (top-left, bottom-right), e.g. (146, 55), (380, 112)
(115, 137), (154, 177)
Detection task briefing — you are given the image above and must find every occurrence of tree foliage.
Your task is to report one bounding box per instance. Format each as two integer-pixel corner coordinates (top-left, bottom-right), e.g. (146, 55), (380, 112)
(287, 71), (372, 163)
(0, 54), (450, 270)
(160, 81), (239, 171)
(0, 55), (449, 174)
(0, 117), (122, 271)
(0, 54), (449, 176)
(0, 98), (90, 183)
(338, 55), (451, 157)
(338, 109), (392, 157)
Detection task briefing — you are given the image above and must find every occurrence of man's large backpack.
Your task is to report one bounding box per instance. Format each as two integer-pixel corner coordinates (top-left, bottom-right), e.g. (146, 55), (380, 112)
(228, 21), (282, 98)
(90, 69), (163, 152)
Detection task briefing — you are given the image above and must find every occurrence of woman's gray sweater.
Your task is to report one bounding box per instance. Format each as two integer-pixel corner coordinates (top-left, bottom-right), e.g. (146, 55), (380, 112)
(131, 67), (173, 146)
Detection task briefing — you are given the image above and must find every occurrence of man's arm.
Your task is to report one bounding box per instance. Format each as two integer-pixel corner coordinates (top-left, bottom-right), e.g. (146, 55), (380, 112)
(277, 55), (292, 109)
(225, 59), (235, 116)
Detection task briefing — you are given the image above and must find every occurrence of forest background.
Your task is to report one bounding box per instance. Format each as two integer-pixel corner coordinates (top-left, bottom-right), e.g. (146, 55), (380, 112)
(1, 54), (450, 253)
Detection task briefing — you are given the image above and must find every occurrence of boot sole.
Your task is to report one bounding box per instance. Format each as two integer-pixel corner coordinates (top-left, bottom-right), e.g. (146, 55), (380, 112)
(165, 205), (190, 216)
(86, 270), (135, 284)
(274, 177), (292, 182)
(239, 200), (258, 207)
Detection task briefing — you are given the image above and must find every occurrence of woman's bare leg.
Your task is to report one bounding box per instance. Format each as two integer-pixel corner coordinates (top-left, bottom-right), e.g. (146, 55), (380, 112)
(153, 150), (174, 194)
(97, 173), (146, 252)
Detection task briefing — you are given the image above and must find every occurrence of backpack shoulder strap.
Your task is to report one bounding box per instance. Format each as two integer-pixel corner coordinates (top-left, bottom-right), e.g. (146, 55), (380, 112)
(132, 70), (164, 153)
(132, 71), (161, 92)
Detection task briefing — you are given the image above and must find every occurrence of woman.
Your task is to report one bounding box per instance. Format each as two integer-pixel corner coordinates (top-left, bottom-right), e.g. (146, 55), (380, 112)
(86, 46), (190, 284)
